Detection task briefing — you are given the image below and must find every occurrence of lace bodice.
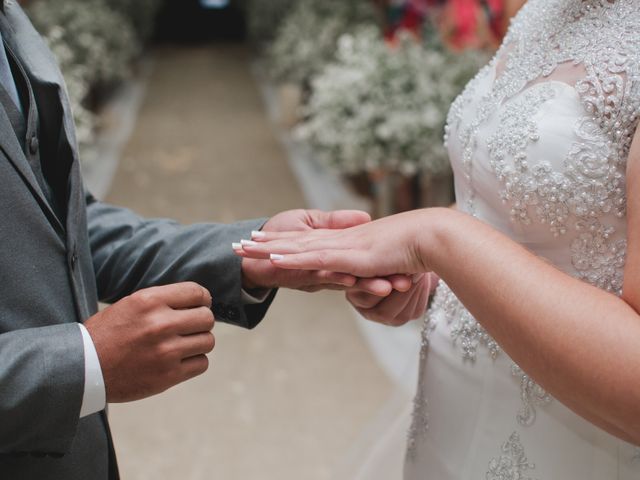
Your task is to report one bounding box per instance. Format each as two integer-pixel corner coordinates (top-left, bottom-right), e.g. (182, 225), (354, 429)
(407, 0), (640, 472)
(446, 0), (640, 294)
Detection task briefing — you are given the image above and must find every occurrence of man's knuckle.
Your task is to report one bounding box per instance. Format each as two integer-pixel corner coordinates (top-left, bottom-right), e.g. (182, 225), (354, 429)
(148, 313), (172, 336)
(131, 290), (157, 310)
(156, 341), (179, 363)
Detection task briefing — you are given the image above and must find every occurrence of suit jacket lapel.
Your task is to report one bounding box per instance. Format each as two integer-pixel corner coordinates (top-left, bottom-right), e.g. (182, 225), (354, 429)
(0, 104), (65, 235)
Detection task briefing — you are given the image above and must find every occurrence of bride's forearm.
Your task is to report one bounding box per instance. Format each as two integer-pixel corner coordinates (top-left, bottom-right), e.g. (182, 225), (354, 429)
(416, 208), (640, 444)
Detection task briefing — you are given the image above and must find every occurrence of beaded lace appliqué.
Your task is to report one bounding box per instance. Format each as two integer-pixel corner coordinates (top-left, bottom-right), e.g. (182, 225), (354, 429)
(486, 432), (537, 480)
(406, 314), (435, 462)
(512, 365), (552, 427)
(432, 283), (500, 361)
(449, 0), (638, 294)
(422, 284), (550, 428)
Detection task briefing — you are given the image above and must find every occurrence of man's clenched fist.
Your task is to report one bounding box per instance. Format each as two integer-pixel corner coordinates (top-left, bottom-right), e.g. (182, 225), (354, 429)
(85, 282), (216, 403)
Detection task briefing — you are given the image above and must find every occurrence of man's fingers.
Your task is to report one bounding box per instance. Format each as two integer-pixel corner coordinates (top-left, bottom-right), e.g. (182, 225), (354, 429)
(180, 354), (210, 380)
(361, 287), (416, 323)
(388, 274), (414, 293)
(177, 332), (216, 359)
(347, 290), (383, 309)
(311, 270), (358, 287)
(352, 277), (394, 297)
(142, 282), (212, 310)
(173, 307), (215, 335)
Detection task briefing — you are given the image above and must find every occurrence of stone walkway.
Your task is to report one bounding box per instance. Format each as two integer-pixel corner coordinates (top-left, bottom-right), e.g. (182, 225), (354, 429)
(105, 44), (393, 480)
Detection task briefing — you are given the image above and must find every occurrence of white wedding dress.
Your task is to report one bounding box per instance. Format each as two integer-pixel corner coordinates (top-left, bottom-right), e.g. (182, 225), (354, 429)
(349, 0), (640, 478)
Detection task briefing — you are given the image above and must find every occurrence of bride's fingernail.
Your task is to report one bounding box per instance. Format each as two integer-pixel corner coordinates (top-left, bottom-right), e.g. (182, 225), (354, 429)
(251, 230), (266, 239)
(241, 239), (258, 247)
(270, 254), (284, 261)
(232, 242), (242, 250)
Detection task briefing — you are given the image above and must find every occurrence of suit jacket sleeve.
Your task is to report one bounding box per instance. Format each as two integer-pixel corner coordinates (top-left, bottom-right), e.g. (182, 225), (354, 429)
(86, 194), (275, 329)
(0, 323), (84, 455)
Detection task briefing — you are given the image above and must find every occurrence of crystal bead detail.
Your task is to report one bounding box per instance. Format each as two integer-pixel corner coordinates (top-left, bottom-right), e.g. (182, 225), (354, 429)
(486, 432), (536, 480)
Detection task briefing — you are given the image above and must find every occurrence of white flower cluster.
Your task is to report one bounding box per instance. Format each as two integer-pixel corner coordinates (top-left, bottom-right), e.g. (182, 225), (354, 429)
(267, 0), (377, 85)
(27, 0), (150, 154)
(297, 27), (485, 176)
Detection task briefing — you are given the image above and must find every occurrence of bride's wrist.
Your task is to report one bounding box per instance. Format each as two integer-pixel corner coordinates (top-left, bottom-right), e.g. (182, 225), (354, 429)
(411, 207), (459, 274)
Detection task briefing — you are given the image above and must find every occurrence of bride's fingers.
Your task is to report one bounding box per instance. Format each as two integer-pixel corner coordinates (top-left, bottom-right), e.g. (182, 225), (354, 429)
(250, 229), (335, 242)
(233, 238), (308, 260)
(270, 250), (372, 277)
(241, 235), (345, 259)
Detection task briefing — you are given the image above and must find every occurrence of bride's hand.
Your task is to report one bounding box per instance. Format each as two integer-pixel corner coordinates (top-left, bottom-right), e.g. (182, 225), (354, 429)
(237, 210), (431, 279)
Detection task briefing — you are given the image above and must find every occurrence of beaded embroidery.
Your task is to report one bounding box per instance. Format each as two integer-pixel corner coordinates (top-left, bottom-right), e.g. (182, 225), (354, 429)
(431, 282), (500, 361)
(406, 313), (435, 462)
(454, 0), (638, 290)
(512, 365), (552, 427)
(486, 432), (537, 480)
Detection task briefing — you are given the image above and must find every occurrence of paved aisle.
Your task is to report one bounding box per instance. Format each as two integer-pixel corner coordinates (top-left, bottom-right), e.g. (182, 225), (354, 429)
(105, 45), (392, 480)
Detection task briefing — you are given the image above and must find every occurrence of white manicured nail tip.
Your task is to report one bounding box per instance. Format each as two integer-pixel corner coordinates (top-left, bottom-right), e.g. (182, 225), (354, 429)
(241, 239), (258, 246)
(232, 243), (242, 250)
(270, 254), (284, 261)
(251, 231), (266, 239)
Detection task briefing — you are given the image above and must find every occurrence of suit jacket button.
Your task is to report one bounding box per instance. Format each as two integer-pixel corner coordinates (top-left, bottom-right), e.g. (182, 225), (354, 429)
(70, 246), (78, 270)
(29, 135), (39, 155)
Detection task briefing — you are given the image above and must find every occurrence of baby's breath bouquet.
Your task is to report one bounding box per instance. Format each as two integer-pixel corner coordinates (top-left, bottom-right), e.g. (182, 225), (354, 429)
(267, 0), (378, 86)
(297, 26), (484, 176)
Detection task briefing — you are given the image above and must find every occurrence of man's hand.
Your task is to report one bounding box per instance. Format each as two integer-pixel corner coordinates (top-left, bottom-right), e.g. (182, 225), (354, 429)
(347, 273), (439, 327)
(238, 209), (405, 295)
(84, 282), (215, 403)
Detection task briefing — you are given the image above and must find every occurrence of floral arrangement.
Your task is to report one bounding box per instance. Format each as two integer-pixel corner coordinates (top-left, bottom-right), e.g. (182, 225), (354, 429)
(267, 0), (378, 86)
(297, 26), (485, 176)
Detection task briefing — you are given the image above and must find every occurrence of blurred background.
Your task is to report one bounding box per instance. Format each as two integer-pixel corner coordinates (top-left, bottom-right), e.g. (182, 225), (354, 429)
(19, 0), (524, 478)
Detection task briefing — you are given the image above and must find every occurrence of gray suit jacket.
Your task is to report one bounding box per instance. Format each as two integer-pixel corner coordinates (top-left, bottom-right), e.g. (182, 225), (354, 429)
(0, 2), (274, 478)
